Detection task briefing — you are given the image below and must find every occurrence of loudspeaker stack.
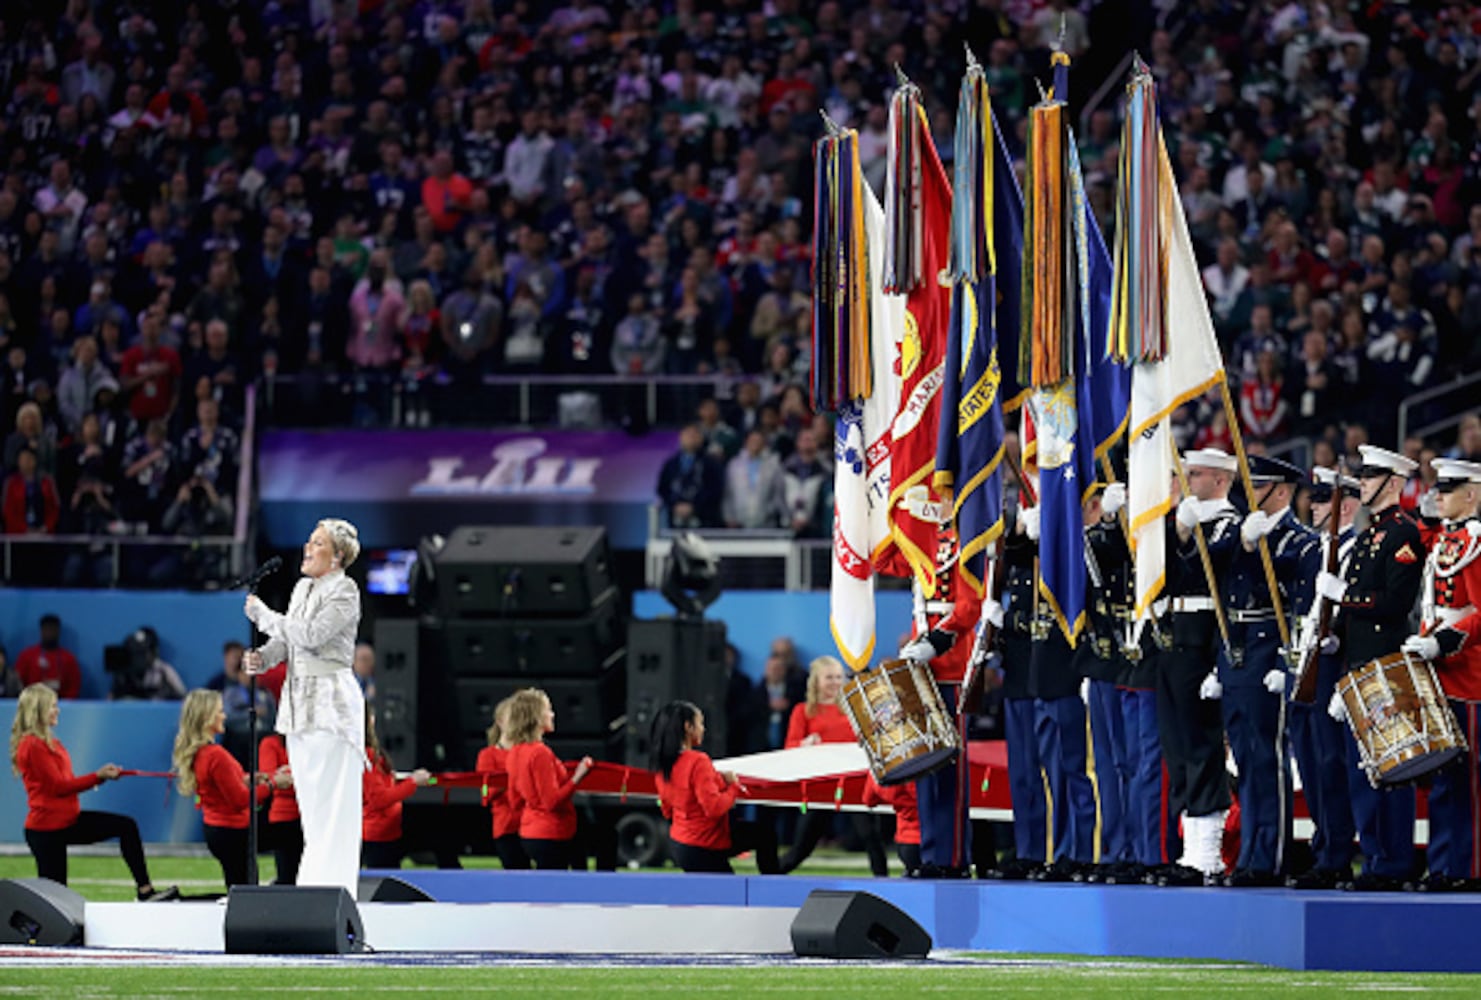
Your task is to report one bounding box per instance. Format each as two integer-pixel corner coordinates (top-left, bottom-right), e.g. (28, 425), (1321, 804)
(625, 617), (729, 767)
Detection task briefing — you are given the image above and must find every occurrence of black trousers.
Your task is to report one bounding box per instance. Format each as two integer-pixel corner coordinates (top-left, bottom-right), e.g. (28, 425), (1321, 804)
(25, 811), (151, 888)
(362, 840), (404, 869)
(266, 818), (303, 885)
(1155, 628), (1232, 820)
(204, 824), (250, 888)
(669, 819), (781, 874)
(897, 841), (923, 874)
(523, 837), (577, 870)
(494, 833), (530, 870)
(778, 811), (888, 876)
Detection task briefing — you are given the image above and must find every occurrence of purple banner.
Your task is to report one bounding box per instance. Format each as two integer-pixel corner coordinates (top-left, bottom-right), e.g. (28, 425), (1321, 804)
(259, 430), (672, 549)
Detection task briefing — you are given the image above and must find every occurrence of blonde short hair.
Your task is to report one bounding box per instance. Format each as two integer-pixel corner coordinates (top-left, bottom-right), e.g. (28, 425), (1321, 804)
(804, 655), (844, 716)
(504, 688), (550, 745)
(317, 518), (361, 568)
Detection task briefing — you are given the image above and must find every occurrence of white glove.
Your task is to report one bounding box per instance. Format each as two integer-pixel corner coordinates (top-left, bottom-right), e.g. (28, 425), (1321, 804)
(1241, 511), (1271, 547)
(1176, 497), (1201, 530)
(1469, 521), (1481, 539)
(900, 638), (935, 663)
(982, 598), (1005, 630)
(1021, 505), (1041, 541)
(1101, 482), (1126, 517)
(1263, 669), (1286, 694)
(1314, 571), (1347, 603)
(1319, 635), (1340, 656)
(1199, 672), (1223, 700)
(1419, 491), (1440, 519)
(1328, 689), (1347, 723)
(1402, 634), (1441, 661)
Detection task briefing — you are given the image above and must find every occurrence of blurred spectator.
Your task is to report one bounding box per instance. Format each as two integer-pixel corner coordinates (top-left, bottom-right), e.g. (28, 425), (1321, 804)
(156, 475), (233, 588)
(347, 249), (406, 371)
(1239, 350), (1289, 444)
(723, 428), (786, 529)
(353, 641), (376, 702)
(4, 402), (57, 477)
(656, 423), (723, 529)
(118, 311), (182, 426)
(781, 428), (831, 538)
(118, 418), (174, 530)
(56, 335), (118, 438)
(178, 398), (240, 496)
(695, 398), (739, 463)
(15, 614), (80, 700)
(0, 644), (19, 699)
(749, 638), (808, 752)
(611, 292), (665, 374)
(207, 640), (276, 768)
(3, 447), (60, 536)
(109, 626), (185, 701)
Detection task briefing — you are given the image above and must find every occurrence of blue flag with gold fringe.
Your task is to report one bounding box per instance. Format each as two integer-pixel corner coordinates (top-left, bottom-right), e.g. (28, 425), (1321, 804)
(934, 68), (1023, 596)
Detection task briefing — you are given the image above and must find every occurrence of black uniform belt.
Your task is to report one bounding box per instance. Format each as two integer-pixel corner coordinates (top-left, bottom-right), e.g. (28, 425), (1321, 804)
(1228, 609), (1277, 623)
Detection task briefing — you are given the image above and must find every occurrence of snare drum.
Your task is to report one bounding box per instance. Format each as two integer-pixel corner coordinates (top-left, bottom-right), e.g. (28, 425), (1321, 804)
(840, 658), (961, 786)
(1337, 650), (1468, 787)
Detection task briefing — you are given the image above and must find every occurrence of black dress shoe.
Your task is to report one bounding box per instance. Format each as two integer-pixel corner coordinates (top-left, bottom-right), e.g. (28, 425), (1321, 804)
(1155, 864), (1209, 887)
(1409, 874), (1470, 893)
(1340, 872), (1403, 892)
(1223, 868), (1282, 888)
(138, 885), (180, 902)
(910, 863), (972, 880)
(986, 858), (1044, 881)
(1285, 868), (1342, 890)
(1100, 862), (1148, 885)
(1035, 861), (1090, 883)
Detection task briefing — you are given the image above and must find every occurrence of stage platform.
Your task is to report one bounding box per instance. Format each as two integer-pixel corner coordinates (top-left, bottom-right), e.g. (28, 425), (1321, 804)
(372, 869), (1481, 973)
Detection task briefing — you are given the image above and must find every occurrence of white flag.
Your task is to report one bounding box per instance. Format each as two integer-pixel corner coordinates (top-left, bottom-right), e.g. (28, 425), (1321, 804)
(1127, 135), (1226, 625)
(831, 189), (905, 671)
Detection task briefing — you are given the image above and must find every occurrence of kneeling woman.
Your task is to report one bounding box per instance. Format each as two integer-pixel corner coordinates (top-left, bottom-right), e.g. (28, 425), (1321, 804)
(362, 704), (432, 868)
(174, 689), (266, 888)
(12, 684), (176, 899)
(505, 688), (593, 870)
(651, 701), (779, 874)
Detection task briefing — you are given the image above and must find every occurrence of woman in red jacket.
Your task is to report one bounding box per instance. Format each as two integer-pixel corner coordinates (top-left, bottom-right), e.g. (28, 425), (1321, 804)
(173, 689), (266, 888)
(863, 775), (922, 876)
(651, 700), (778, 874)
(505, 687), (593, 870)
(474, 696), (528, 870)
(362, 705), (431, 868)
(258, 732), (303, 884)
(778, 656), (887, 875)
(10, 684), (176, 899)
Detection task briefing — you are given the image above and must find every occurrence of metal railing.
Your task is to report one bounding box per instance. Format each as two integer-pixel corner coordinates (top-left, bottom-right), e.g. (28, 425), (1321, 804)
(1397, 372), (1481, 445)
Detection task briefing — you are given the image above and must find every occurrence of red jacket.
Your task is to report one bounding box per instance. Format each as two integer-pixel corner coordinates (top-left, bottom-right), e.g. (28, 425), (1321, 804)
(363, 751), (417, 843)
(2, 473), (60, 534)
(475, 745), (521, 839)
(1421, 518), (1481, 701)
(863, 775), (921, 845)
(14, 644), (81, 699)
(507, 741), (578, 841)
(784, 702), (855, 748)
(258, 734), (299, 823)
(194, 743), (251, 829)
(16, 734), (101, 831)
(909, 529), (984, 684)
(655, 750), (740, 851)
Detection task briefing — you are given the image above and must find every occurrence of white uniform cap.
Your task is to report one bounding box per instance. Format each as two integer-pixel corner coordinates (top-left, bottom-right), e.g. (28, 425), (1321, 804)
(1182, 448), (1237, 472)
(1356, 444), (1419, 477)
(1432, 458), (1481, 485)
(1312, 466), (1360, 491)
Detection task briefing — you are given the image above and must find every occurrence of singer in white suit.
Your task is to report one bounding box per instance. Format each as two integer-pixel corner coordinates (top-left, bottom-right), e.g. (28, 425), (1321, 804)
(243, 519), (365, 896)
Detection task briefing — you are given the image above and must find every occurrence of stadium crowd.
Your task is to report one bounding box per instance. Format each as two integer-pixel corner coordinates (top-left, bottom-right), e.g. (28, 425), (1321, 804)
(0, 0), (1476, 547)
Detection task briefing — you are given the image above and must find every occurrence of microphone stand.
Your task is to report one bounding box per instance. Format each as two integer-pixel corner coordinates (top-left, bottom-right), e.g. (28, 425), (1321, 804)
(247, 576), (262, 887)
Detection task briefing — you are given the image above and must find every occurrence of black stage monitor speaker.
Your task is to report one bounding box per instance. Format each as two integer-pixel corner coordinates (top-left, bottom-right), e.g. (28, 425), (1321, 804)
(625, 618), (728, 766)
(790, 890), (931, 960)
(437, 526), (613, 618)
(0, 878), (85, 946)
(443, 589), (623, 677)
(358, 875), (436, 903)
(375, 618), (422, 764)
(225, 886), (365, 954)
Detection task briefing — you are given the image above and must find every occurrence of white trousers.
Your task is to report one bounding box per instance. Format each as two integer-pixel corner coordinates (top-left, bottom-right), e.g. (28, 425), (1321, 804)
(288, 730), (363, 897)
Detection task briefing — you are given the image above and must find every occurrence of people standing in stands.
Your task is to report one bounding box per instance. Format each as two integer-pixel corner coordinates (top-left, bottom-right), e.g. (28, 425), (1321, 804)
(863, 775), (921, 876)
(14, 614), (81, 700)
(475, 696), (529, 870)
(649, 700), (779, 875)
(777, 656), (888, 876)
(505, 687), (594, 870)
(258, 731), (302, 885)
(206, 640), (275, 769)
(11, 684), (178, 900)
(361, 704), (432, 868)
(173, 688), (265, 889)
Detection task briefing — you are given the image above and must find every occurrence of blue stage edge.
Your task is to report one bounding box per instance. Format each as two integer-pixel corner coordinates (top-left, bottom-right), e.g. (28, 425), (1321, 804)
(369, 869), (1481, 972)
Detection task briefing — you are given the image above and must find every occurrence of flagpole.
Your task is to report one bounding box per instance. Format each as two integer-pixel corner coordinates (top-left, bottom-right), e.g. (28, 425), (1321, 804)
(1097, 452), (1165, 652)
(1167, 436), (1235, 663)
(1216, 379), (1293, 657)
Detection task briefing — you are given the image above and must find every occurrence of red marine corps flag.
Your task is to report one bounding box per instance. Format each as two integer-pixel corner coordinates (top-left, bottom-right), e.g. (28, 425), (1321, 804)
(880, 75), (953, 594)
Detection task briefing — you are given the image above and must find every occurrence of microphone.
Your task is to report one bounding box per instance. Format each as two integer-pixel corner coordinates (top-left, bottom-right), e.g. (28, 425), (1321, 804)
(229, 556), (283, 592)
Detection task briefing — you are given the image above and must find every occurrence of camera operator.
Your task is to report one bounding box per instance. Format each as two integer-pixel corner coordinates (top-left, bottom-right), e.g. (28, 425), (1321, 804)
(153, 474), (233, 588)
(108, 627), (185, 701)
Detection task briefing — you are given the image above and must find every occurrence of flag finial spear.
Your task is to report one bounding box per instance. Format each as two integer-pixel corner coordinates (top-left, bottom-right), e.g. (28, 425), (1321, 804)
(965, 43), (980, 71)
(819, 109), (844, 137)
(894, 63), (912, 89)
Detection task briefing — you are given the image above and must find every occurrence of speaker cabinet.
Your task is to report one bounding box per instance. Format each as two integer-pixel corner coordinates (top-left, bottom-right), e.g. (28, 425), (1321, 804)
(0, 878), (84, 946)
(376, 618), (466, 770)
(625, 618), (728, 766)
(225, 886), (365, 954)
(436, 526), (613, 618)
(357, 875), (435, 903)
(455, 669), (624, 740)
(790, 890), (931, 960)
(443, 589), (623, 677)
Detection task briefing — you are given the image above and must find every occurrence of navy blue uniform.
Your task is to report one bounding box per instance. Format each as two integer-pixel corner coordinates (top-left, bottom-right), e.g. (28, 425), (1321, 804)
(1000, 529), (1048, 866)
(1218, 509), (1320, 875)
(1337, 504), (1423, 879)
(1078, 518), (1133, 866)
